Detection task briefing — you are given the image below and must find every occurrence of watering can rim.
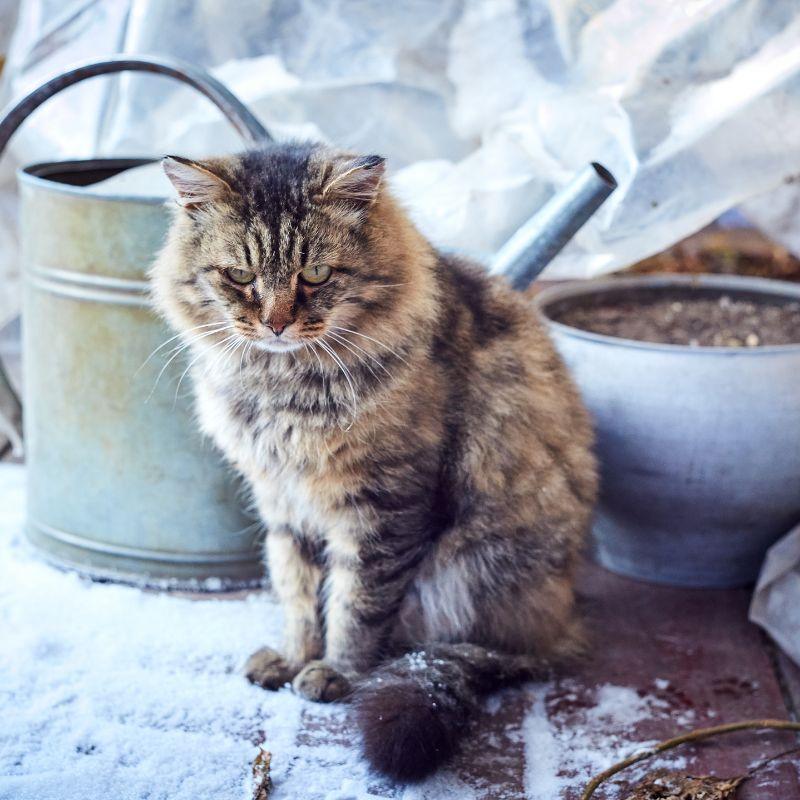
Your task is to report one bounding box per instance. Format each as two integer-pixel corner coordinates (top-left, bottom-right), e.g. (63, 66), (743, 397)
(18, 157), (168, 205)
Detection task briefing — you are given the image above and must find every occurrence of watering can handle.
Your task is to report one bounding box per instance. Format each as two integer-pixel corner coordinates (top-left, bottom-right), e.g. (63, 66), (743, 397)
(0, 55), (271, 457)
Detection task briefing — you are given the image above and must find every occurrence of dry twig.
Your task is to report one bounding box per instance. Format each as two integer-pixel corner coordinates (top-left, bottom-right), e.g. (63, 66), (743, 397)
(251, 747), (272, 800)
(581, 718), (800, 800)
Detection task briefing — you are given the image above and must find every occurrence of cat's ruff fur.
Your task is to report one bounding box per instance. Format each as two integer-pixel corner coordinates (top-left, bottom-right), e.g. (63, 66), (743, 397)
(151, 142), (597, 782)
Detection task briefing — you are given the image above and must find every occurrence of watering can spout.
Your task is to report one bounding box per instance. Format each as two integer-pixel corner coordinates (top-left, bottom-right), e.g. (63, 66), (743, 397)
(490, 161), (618, 291)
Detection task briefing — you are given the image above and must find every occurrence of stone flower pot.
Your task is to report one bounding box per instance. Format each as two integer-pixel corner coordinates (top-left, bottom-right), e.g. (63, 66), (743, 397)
(535, 274), (800, 587)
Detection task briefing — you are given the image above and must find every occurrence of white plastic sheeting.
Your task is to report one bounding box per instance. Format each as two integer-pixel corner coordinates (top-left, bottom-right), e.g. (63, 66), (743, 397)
(0, 0), (20, 328)
(750, 523), (800, 669)
(2, 0), (800, 326)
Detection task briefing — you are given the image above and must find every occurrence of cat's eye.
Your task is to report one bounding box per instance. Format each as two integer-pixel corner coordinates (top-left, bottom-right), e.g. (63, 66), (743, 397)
(300, 264), (332, 286)
(225, 267), (256, 285)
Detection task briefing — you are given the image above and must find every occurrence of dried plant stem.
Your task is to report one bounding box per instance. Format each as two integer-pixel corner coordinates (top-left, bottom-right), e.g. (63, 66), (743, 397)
(581, 718), (800, 800)
(746, 744), (800, 778)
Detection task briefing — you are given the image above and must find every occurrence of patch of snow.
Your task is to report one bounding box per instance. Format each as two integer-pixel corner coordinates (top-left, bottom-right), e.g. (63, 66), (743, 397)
(0, 465), (372, 800)
(400, 773), (479, 800)
(403, 651), (430, 672)
(523, 693), (565, 800)
(484, 694), (503, 715)
(324, 777), (386, 800)
(523, 681), (689, 800)
(586, 685), (662, 727)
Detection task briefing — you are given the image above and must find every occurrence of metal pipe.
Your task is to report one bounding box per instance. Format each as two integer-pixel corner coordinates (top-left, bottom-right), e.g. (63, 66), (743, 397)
(490, 162), (617, 291)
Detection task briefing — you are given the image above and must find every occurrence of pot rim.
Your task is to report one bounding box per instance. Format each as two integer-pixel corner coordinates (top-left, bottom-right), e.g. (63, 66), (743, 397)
(534, 273), (800, 355)
(18, 158), (166, 205)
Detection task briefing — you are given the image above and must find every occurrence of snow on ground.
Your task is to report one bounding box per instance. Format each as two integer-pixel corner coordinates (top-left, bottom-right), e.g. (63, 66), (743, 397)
(0, 464), (684, 799)
(522, 682), (688, 800)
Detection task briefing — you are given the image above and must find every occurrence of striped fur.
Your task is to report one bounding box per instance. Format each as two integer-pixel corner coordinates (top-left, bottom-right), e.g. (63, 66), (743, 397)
(150, 142), (597, 780)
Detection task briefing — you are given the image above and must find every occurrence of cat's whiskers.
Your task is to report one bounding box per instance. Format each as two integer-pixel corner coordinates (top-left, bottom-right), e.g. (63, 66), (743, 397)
(300, 341), (337, 460)
(315, 338), (359, 430)
(144, 324), (236, 403)
(327, 330), (391, 377)
(246, 340), (256, 367)
(210, 334), (246, 377)
(239, 338), (254, 389)
(324, 331), (383, 384)
(158, 324), (232, 368)
(136, 320), (230, 375)
(304, 340), (330, 402)
(300, 342), (345, 456)
(329, 325), (408, 365)
(173, 333), (240, 406)
(196, 335), (248, 398)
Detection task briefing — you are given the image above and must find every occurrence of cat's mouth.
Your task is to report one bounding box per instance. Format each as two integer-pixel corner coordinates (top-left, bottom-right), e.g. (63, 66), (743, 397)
(253, 336), (305, 354)
(233, 320), (319, 354)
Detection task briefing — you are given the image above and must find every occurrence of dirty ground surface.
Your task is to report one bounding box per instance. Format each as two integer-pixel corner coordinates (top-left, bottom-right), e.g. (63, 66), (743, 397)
(625, 226), (800, 283)
(1, 461), (799, 800)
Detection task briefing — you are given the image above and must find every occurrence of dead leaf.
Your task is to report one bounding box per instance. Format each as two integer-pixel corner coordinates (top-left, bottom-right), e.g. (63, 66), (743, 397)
(251, 747), (272, 800)
(623, 768), (743, 800)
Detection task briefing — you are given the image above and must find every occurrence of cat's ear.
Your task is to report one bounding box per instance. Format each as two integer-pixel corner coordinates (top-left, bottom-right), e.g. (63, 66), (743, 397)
(162, 156), (232, 209)
(319, 155), (385, 206)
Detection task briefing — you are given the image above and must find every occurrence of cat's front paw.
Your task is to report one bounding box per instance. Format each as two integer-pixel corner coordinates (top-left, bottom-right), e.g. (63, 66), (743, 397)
(292, 660), (352, 703)
(244, 646), (300, 690)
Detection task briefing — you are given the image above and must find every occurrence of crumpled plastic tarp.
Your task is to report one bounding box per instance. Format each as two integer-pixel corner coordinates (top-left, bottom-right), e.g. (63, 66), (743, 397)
(2, 0), (800, 329)
(750, 524), (800, 669)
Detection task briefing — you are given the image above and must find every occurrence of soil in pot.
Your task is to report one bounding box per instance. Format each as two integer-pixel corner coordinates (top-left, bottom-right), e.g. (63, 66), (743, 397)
(551, 288), (800, 347)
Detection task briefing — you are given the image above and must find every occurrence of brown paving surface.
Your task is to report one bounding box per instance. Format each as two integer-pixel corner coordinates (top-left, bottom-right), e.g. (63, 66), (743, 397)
(295, 559), (800, 798)
(568, 563), (800, 799)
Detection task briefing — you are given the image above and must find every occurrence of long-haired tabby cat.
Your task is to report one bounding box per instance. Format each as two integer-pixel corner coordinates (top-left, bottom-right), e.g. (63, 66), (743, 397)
(151, 142), (597, 781)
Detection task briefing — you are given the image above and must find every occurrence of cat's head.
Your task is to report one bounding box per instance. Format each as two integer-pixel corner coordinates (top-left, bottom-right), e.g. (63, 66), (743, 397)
(151, 142), (425, 356)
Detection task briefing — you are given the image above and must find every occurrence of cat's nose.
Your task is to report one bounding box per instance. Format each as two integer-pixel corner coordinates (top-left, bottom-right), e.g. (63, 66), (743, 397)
(262, 295), (294, 336)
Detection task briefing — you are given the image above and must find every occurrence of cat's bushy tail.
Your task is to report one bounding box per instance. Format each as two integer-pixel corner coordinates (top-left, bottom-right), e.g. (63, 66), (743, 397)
(353, 642), (558, 782)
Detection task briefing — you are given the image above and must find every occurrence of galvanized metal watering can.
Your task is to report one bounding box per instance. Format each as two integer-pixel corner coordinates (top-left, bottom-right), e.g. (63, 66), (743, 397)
(0, 55), (615, 586)
(0, 57), (272, 585)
